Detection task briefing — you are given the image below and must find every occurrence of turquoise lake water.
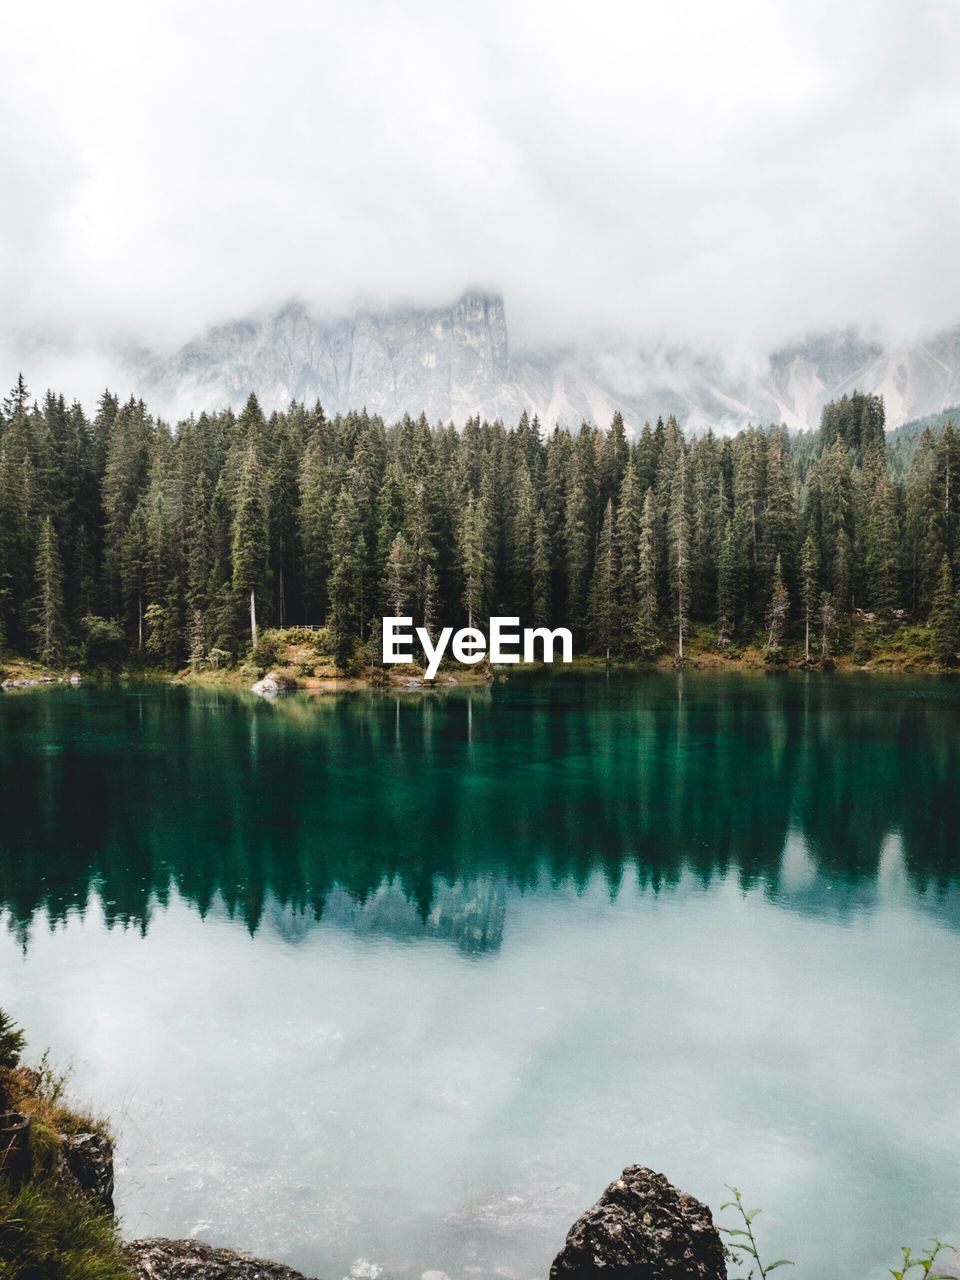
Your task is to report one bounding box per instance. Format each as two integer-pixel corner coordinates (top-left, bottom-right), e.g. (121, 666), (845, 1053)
(1, 672), (959, 1278)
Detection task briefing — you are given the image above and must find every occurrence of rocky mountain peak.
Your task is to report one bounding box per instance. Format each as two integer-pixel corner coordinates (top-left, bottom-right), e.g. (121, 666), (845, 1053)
(140, 293), (960, 433)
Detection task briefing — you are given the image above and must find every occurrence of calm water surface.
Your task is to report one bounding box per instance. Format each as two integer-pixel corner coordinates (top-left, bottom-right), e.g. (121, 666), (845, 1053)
(1, 672), (959, 1279)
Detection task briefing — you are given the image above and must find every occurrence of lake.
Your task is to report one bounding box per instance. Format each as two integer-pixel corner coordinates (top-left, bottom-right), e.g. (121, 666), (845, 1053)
(1, 672), (959, 1279)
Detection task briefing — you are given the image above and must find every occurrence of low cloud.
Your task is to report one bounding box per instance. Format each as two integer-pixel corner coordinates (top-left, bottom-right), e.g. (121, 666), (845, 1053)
(2, 0), (960, 402)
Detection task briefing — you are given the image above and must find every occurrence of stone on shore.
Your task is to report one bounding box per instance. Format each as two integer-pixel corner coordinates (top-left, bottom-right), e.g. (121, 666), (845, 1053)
(251, 673), (280, 697)
(550, 1165), (726, 1280)
(129, 1238), (317, 1280)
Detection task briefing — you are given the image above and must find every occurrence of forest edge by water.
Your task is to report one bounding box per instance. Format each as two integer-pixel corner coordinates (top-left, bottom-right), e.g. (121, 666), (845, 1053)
(2, 610), (958, 695)
(3, 375), (960, 682)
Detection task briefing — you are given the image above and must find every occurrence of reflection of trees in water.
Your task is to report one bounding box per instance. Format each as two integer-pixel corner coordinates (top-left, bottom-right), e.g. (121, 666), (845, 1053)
(0, 675), (958, 945)
(267, 877), (507, 954)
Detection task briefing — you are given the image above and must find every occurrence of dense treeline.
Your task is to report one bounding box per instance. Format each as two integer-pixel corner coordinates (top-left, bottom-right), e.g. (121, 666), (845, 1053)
(1, 375), (959, 670)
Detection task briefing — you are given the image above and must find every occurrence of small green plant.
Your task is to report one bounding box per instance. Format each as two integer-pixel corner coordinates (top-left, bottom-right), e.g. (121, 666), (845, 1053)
(0, 1009), (26, 1070)
(890, 1239), (955, 1279)
(720, 1186), (793, 1280)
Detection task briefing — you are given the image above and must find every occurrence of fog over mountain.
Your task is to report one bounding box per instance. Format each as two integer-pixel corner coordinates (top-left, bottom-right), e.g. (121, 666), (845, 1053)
(136, 291), (960, 433)
(2, 2), (960, 420)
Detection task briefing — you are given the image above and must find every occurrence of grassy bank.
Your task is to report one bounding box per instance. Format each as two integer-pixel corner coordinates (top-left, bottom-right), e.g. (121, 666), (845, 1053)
(0, 1012), (132, 1280)
(2, 615), (957, 695)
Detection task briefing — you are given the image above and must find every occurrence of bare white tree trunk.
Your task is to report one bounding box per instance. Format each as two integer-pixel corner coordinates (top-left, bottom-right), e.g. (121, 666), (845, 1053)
(250, 589), (258, 650)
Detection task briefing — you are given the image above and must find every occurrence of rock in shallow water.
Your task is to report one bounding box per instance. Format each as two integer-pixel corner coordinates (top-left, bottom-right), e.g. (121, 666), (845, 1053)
(251, 674), (280, 697)
(129, 1238), (317, 1280)
(550, 1165), (726, 1280)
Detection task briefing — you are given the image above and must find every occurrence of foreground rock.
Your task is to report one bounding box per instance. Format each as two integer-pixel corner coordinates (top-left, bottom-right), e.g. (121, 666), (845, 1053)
(129, 1238), (316, 1280)
(550, 1165), (726, 1280)
(62, 1130), (115, 1215)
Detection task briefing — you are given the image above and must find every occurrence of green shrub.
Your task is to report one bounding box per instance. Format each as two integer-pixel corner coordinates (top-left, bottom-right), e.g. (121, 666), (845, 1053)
(251, 632), (279, 667)
(0, 1010), (25, 1070)
(277, 626), (326, 647)
(79, 617), (125, 670)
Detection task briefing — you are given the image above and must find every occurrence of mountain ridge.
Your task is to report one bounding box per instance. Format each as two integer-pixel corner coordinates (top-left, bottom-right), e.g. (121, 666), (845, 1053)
(138, 291), (960, 434)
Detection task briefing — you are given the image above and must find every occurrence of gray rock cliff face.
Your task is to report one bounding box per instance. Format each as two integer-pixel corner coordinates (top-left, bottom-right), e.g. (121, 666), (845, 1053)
(147, 294), (515, 427)
(139, 292), (960, 433)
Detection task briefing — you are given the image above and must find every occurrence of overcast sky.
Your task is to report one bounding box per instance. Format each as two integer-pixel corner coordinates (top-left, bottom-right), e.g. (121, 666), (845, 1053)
(3, 0), (960, 385)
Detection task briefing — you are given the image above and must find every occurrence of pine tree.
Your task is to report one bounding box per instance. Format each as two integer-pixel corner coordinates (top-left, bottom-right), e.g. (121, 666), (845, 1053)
(761, 428), (797, 597)
(616, 460), (642, 619)
(509, 466), (537, 617)
(668, 447), (691, 661)
(32, 515), (67, 666)
(820, 592), (838, 662)
(531, 506), (552, 624)
(563, 424), (596, 637)
(634, 488), (660, 659)
(588, 498), (617, 661)
(328, 475), (367, 665)
(929, 555), (958, 664)
(385, 532), (415, 616)
(188, 607), (207, 671)
(764, 554), (790, 660)
(799, 534), (819, 663)
(120, 502), (149, 651)
(232, 431), (269, 649)
(864, 471), (900, 614)
(460, 492), (491, 630)
(102, 398), (152, 615)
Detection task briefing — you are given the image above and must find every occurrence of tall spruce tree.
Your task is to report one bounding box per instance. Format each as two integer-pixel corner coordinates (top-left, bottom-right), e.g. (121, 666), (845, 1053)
(588, 498), (617, 661)
(634, 488), (660, 659)
(231, 431), (270, 649)
(764, 554), (790, 659)
(930, 555), (959, 664)
(32, 515), (67, 666)
(385, 532), (415, 617)
(668, 447), (691, 661)
(799, 534), (819, 663)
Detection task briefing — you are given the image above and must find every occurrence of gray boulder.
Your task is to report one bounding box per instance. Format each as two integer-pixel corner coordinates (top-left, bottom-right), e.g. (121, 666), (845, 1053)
(129, 1238), (316, 1280)
(550, 1165), (726, 1280)
(251, 673), (280, 697)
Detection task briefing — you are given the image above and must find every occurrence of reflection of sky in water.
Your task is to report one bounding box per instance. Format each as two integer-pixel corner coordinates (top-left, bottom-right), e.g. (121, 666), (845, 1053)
(1, 673), (960, 1279)
(5, 837), (960, 1280)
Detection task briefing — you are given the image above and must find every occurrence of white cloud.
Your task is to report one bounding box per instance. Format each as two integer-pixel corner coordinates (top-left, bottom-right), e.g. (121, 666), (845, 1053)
(2, 0), (959, 397)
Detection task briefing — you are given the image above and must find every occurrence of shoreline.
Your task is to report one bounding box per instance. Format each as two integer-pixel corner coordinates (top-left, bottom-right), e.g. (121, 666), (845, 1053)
(2, 645), (958, 694)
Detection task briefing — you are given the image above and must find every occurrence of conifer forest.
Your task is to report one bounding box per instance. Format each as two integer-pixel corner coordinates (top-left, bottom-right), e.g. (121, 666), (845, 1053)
(1, 375), (958, 672)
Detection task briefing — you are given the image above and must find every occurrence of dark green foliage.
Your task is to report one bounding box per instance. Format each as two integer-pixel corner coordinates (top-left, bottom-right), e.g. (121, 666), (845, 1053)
(929, 556), (959, 664)
(31, 516), (67, 666)
(79, 616), (125, 669)
(799, 534), (819, 662)
(588, 498), (617, 659)
(1, 373), (958, 670)
(633, 488), (660, 659)
(764, 554), (790, 661)
(819, 390), (885, 461)
(0, 1008), (25, 1069)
